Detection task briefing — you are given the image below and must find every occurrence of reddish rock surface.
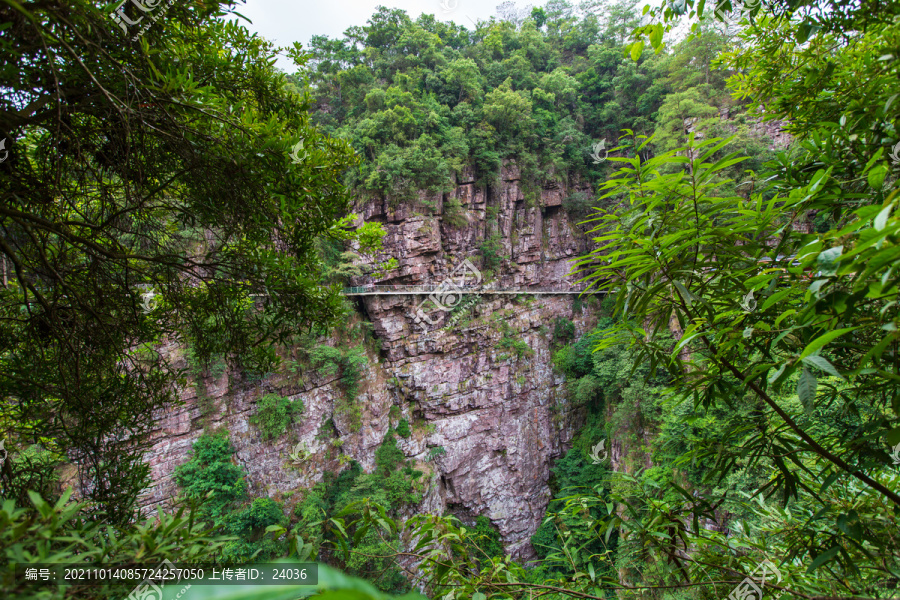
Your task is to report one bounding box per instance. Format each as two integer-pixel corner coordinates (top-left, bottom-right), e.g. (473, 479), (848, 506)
(138, 166), (597, 559)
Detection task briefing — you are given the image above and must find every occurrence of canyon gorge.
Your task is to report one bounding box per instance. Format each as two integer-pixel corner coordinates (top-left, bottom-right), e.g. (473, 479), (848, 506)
(139, 162), (600, 559)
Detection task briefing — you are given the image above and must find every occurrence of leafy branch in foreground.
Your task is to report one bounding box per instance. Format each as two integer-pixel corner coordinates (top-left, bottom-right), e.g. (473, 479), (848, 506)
(316, 499), (766, 600)
(575, 130), (900, 587)
(0, 0), (371, 520)
(1, 488), (226, 600)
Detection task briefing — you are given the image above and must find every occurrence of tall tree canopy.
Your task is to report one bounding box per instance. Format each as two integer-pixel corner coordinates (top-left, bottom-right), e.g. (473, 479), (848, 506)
(301, 1), (755, 208)
(0, 0), (364, 520)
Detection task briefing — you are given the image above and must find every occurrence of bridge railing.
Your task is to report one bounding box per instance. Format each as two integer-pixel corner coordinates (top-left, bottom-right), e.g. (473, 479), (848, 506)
(342, 284), (597, 294)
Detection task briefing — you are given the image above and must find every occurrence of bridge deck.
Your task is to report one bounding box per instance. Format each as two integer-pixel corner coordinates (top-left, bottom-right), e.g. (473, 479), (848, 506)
(343, 286), (600, 296)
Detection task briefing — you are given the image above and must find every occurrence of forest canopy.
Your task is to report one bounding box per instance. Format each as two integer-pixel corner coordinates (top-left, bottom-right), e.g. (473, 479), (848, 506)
(299, 0), (763, 204)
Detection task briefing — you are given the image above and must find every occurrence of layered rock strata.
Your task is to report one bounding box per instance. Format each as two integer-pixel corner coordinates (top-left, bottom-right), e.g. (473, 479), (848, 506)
(139, 164), (596, 559)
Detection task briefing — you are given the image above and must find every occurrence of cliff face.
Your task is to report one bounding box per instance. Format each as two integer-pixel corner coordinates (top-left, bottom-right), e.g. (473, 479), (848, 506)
(358, 163), (589, 288)
(139, 163), (596, 559)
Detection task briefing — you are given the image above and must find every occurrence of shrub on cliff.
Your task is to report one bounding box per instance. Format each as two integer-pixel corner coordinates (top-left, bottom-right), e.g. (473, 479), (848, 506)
(464, 515), (505, 567)
(395, 418), (411, 438)
(552, 317), (577, 345)
(309, 344), (368, 403)
(531, 446), (613, 573)
(291, 434), (425, 592)
(251, 393), (305, 442)
(174, 432), (247, 522)
(480, 233), (505, 271)
(175, 433), (291, 563)
(220, 497), (290, 563)
(442, 197), (469, 228)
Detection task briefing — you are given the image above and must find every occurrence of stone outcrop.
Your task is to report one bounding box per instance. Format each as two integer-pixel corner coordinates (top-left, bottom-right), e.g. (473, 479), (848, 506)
(138, 164), (598, 559)
(716, 108), (793, 149)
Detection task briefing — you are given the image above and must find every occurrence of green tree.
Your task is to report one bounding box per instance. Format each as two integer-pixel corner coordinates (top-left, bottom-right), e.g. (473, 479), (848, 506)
(651, 88), (719, 153)
(483, 79), (536, 140)
(531, 7), (549, 28)
(0, 0), (364, 521)
(174, 433), (246, 523)
(576, 125), (900, 592)
(441, 58), (484, 103)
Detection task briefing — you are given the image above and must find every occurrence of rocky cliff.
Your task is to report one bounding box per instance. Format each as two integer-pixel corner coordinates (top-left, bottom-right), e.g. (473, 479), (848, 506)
(138, 163), (598, 559)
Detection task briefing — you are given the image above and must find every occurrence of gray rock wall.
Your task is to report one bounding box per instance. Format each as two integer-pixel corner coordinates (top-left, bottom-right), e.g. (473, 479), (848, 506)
(138, 165), (598, 559)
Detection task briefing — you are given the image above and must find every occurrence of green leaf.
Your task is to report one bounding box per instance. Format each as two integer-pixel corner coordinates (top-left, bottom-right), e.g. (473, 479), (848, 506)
(806, 546), (840, 573)
(817, 246), (843, 276)
(798, 327), (858, 360)
(874, 203), (893, 231)
(768, 363), (787, 385)
(808, 279), (829, 297)
(801, 355), (844, 380)
(798, 367), (817, 414)
(673, 280), (694, 307)
(837, 513), (863, 541)
(352, 523), (370, 546)
(674, 326), (702, 353)
(761, 287), (795, 312)
(649, 24), (663, 48)
(630, 41), (645, 61)
(819, 472), (839, 494)
(885, 426), (900, 446)
(868, 164), (887, 190)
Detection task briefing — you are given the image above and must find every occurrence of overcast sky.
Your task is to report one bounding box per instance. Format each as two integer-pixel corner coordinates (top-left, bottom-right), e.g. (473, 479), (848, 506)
(236, 0), (509, 71)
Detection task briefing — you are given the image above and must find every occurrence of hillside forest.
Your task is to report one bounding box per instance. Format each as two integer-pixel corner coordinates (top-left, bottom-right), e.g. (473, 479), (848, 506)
(0, 1), (899, 600)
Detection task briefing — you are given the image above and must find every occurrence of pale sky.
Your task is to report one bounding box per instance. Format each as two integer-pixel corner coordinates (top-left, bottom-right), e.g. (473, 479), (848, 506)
(235, 0), (508, 71)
